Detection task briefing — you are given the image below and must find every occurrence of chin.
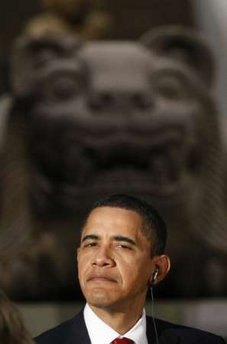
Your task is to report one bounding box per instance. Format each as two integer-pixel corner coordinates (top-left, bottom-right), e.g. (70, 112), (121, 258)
(85, 289), (120, 308)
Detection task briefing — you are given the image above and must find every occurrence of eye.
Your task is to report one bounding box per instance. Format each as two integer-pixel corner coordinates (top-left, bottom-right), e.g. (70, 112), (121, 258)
(41, 71), (85, 102)
(115, 243), (133, 250)
(82, 242), (97, 248)
(154, 75), (190, 101)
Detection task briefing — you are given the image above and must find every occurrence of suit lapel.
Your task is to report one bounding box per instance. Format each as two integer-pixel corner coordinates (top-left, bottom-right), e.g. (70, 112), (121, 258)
(146, 316), (179, 344)
(66, 310), (91, 344)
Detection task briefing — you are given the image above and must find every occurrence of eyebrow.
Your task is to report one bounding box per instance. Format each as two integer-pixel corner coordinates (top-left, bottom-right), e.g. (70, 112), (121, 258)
(113, 235), (136, 246)
(81, 234), (137, 246)
(81, 234), (99, 242)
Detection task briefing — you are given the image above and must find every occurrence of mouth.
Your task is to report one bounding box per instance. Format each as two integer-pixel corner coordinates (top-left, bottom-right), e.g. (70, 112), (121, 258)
(31, 122), (201, 207)
(87, 275), (117, 283)
(77, 131), (199, 197)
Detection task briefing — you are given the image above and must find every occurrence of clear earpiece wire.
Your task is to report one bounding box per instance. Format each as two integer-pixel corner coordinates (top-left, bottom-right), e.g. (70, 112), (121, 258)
(150, 286), (160, 344)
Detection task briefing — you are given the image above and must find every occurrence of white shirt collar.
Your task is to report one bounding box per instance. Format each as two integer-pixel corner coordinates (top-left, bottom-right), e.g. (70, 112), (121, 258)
(83, 303), (148, 344)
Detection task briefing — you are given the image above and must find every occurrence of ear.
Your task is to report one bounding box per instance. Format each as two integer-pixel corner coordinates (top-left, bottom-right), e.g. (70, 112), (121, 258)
(140, 25), (215, 87)
(150, 254), (171, 285)
(10, 32), (82, 98)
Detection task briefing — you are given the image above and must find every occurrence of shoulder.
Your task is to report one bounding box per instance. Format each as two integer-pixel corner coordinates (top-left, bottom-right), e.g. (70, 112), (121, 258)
(147, 316), (225, 343)
(34, 310), (89, 344)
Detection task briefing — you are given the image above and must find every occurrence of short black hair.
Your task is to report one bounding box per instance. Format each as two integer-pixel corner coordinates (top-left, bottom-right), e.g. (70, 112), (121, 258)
(88, 194), (167, 255)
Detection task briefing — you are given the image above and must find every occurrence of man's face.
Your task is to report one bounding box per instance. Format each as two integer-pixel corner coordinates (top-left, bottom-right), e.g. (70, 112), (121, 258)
(77, 206), (156, 313)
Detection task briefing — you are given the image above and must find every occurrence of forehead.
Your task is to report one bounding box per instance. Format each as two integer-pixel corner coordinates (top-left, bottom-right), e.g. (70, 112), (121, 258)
(79, 42), (154, 89)
(82, 206), (144, 236)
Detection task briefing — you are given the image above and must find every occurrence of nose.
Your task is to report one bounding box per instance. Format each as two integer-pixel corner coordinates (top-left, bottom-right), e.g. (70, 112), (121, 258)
(92, 245), (115, 268)
(88, 89), (153, 112)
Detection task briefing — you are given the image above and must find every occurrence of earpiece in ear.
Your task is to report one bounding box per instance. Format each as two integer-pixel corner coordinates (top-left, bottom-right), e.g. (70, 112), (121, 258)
(151, 268), (159, 284)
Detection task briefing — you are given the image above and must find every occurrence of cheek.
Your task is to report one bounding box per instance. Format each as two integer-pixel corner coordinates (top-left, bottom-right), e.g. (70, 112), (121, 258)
(77, 256), (87, 280)
(118, 260), (143, 283)
(122, 259), (152, 285)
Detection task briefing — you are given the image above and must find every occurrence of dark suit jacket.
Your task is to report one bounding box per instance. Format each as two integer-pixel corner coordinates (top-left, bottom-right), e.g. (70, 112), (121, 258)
(34, 309), (225, 344)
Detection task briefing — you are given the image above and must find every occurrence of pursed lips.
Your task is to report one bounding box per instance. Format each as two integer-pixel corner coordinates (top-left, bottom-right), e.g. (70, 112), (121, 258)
(87, 273), (117, 283)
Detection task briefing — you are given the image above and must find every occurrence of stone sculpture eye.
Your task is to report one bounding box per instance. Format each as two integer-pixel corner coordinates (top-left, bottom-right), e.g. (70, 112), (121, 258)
(155, 74), (190, 101)
(42, 71), (84, 102)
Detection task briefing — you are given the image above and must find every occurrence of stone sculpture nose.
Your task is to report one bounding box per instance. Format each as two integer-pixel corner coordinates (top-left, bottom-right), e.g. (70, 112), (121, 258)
(88, 89), (153, 112)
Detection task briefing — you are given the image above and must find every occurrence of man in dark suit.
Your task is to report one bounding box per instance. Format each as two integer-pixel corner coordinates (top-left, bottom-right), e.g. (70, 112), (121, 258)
(35, 194), (225, 344)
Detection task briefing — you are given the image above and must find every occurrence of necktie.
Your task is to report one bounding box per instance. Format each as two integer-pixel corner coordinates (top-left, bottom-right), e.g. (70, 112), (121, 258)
(112, 338), (134, 344)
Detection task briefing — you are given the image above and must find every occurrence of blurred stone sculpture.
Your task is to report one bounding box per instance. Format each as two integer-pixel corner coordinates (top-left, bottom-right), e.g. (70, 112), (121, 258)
(24, 0), (112, 40)
(1, 26), (227, 300)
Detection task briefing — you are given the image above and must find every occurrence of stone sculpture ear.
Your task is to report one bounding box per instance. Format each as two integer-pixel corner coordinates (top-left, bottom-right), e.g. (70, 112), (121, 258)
(140, 25), (215, 87)
(10, 33), (82, 98)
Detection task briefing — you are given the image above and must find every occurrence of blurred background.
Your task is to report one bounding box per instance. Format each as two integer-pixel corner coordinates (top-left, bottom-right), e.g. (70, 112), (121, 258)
(0, 0), (226, 340)
(0, 0), (227, 114)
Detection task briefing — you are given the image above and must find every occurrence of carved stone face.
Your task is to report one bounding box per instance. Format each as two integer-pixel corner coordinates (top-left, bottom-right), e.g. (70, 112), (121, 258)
(22, 39), (209, 217)
(7, 31), (227, 299)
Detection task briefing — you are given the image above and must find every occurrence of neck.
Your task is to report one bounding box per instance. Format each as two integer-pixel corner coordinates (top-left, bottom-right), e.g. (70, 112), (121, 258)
(89, 303), (144, 334)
